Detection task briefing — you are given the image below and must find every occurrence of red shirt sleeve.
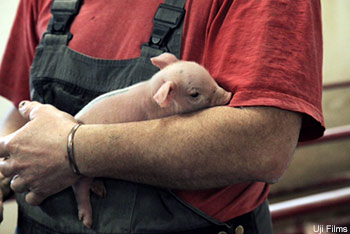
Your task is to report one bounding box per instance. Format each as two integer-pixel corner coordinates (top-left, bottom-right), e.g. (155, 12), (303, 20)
(0, 0), (40, 107)
(201, 0), (324, 141)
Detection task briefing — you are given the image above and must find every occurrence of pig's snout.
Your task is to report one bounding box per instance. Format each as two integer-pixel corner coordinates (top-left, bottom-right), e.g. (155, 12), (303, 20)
(211, 87), (232, 106)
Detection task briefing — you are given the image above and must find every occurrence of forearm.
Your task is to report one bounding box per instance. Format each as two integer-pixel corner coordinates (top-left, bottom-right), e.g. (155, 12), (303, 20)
(74, 106), (301, 189)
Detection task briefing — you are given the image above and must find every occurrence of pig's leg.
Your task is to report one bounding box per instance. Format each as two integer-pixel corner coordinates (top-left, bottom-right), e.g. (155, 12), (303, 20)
(90, 178), (107, 198)
(72, 177), (94, 228)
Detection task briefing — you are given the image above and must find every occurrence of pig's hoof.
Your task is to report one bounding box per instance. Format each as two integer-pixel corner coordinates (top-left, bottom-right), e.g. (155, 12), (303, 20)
(91, 179), (107, 198)
(79, 212), (92, 229)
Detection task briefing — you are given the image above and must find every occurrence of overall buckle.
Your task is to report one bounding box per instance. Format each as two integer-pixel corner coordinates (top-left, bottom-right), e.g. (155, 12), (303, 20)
(149, 3), (185, 47)
(49, 0), (81, 34)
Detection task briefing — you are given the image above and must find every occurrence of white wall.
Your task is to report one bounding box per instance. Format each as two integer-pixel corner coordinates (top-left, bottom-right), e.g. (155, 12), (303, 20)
(322, 0), (350, 84)
(0, 1), (18, 115)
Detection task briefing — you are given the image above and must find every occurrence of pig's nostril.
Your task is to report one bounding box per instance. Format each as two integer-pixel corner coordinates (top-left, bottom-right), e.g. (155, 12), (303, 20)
(190, 92), (199, 98)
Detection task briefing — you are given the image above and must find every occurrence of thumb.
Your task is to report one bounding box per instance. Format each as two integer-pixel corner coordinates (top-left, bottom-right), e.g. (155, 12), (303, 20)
(18, 101), (44, 121)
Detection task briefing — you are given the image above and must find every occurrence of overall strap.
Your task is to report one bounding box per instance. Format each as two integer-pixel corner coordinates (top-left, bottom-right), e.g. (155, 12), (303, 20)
(42, 0), (82, 45)
(145, 0), (186, 52)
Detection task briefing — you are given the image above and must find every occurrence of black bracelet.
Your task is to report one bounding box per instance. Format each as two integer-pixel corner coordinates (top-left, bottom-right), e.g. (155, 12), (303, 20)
(67, 123), (82, 175)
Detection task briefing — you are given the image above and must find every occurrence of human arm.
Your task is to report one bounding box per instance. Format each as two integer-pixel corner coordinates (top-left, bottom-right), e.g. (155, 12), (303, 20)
(74, 105), (301, 189)
(0, 101), (301, 206)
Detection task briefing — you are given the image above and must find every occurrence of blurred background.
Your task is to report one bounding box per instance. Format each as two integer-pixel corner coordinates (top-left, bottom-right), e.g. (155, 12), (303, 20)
(0, 1), (349, 233)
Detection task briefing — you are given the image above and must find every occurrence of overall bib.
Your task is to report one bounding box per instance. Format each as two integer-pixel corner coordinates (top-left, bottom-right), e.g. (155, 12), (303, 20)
(16, 0), (273, 233)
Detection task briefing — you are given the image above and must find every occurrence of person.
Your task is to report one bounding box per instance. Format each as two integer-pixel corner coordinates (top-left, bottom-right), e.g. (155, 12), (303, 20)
(0, 0), (324, 233)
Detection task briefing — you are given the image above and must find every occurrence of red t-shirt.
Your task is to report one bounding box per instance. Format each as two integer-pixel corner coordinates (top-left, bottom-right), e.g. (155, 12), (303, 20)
(0, 0), (324, 222)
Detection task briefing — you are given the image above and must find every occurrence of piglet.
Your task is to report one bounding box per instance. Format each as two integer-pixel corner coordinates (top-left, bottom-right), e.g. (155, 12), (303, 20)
(73, 53), (232, 228)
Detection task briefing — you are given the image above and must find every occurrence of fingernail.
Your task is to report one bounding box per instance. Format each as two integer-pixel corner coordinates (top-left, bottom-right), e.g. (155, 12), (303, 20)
(19, 101), (27, 109)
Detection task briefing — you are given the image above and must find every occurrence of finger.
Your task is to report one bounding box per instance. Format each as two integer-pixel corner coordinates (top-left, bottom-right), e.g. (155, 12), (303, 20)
(0, 159), (16, 177)
(25, 191), (46, 206)
(10, 175), (28, 193)
(18, 100), (42, 121)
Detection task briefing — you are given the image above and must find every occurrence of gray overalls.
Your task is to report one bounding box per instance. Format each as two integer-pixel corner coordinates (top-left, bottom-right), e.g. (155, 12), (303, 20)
(16, 0), (274, 233)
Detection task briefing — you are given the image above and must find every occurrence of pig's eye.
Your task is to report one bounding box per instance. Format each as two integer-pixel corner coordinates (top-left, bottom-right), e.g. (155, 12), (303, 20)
(190, 92), (199, 98)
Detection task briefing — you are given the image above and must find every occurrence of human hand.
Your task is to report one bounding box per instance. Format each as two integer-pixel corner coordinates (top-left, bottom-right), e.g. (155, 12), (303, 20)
(0, 101), (81, 206)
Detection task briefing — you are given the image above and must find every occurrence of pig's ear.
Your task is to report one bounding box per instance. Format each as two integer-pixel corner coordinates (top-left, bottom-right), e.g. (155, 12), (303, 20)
(151, 53), (179, 70)
(153, 81), (175, 108)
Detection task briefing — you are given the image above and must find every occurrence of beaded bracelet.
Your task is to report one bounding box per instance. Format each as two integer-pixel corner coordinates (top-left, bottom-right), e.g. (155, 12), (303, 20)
(67, 123), (82, 175)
